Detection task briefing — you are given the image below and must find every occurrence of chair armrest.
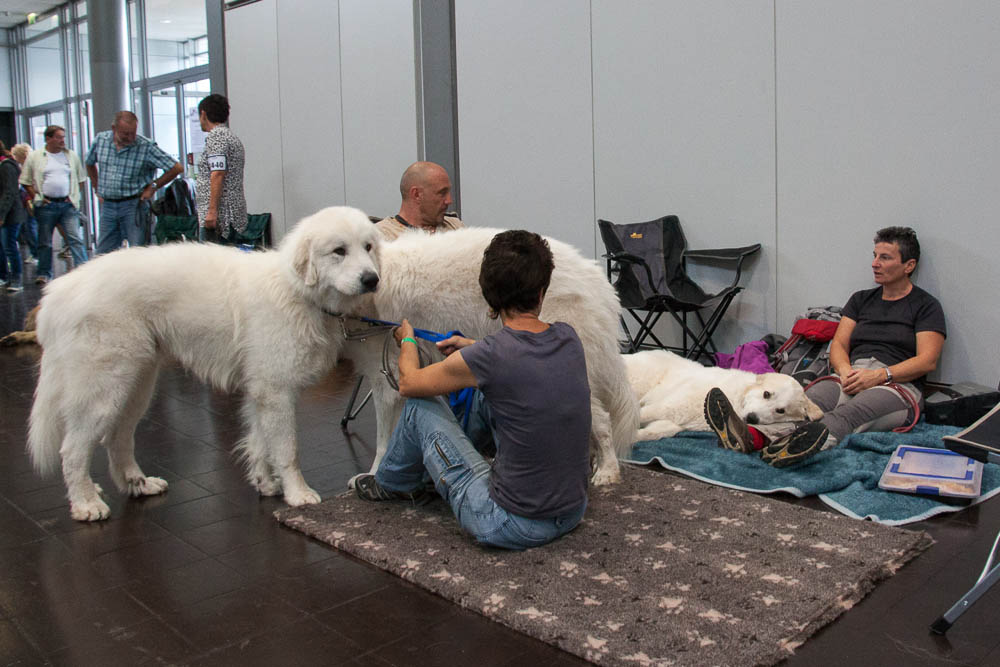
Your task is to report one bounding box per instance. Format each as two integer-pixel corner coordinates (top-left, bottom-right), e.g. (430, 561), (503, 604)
(683, 244), (761, 262)
(602, 252), (658, 294)
(683, 243), (761, 290)
(602, 251), (646, 265)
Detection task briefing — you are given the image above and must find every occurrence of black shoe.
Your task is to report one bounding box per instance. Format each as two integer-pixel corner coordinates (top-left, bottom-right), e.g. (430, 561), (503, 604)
(354, 474), (430, 504)
(704, 387), (755, 454)
(760, 422), (830, 468)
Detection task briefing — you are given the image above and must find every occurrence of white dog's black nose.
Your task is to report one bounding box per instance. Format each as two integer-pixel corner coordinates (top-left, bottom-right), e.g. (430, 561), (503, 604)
(361, 272), (379, 293)
(746, 413), (759, 425)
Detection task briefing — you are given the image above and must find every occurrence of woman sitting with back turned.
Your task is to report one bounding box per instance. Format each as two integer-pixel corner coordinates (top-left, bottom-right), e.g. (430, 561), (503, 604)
(705, 226), (946, 467)
(354, 230), (592, 550)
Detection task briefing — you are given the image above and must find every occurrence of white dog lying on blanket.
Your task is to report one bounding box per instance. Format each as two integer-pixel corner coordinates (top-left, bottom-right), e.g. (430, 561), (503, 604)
(623, 350), (823, 441)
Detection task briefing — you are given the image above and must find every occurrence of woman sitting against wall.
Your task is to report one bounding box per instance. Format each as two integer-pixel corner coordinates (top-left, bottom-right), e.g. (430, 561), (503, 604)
(704, 226), (947, 467)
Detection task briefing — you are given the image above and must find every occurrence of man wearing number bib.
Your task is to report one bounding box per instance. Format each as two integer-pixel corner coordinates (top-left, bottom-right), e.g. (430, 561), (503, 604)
(195, 95), (246, 243)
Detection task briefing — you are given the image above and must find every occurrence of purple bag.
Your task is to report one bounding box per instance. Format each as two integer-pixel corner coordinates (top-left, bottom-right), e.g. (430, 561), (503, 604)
(714, 340), (775, 374)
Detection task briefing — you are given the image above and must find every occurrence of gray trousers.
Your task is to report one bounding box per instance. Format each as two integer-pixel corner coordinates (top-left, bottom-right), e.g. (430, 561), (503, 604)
(758, 358), (921, 446)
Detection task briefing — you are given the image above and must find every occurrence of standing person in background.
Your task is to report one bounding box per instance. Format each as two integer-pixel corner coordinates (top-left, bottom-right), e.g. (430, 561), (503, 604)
(375, 161), (463, 241)
(0, 140), (28, 292)
(195, 94), (246, 243)
(10, 143), (38, 267)
(19, 126), (89, 285)
(85, 111), (183, 253)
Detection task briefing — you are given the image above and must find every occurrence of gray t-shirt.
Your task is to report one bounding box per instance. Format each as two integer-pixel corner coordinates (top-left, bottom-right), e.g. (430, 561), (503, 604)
(461, 322), (591, 519)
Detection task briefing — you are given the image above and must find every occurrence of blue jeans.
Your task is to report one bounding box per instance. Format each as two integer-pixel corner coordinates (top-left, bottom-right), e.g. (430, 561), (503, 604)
(35, 201), (88, 280)
(97, 198), (150, 253)
(19, 215), (37, 258)
(375, 394), (586, 550)
(1, 220), (22, 283)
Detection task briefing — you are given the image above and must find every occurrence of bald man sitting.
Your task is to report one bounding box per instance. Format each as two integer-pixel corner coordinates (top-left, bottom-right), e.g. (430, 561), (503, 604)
(376, 161), (463, 241)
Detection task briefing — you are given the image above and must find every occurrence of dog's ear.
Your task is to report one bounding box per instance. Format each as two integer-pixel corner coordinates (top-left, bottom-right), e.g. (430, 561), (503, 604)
(293, 234), (319, 286)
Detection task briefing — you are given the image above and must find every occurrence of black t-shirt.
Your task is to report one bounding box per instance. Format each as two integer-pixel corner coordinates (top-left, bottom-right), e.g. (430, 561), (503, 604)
(461, 322), (591, 519)
(842, 285), (946, 374)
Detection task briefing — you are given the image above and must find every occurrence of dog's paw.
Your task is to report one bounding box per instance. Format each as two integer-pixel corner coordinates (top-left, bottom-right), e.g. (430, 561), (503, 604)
(70, 498), (111, 522)
(255, 476), (282, 496)
(127, 476), (169, 497)
(284, 486), (322, 506)
(590, 464), (621, 487)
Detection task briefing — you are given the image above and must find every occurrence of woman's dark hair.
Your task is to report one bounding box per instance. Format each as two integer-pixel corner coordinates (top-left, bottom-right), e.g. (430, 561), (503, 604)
(874, 226), (920, 264)
(0, 139), (9, 158)
(479, 230), (554, 315)
(198, 94), (231, 124)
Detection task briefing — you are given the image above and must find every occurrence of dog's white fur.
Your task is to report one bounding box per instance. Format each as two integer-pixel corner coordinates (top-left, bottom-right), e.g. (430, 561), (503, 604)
(345, 227), (639, 486)
(624, 350), (823, 441)
(29, 206), (381, 521)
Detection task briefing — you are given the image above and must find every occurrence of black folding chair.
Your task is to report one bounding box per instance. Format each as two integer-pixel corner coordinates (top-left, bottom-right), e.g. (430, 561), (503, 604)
(598, 215), (760, 360)
(932, 398), (1000, 634)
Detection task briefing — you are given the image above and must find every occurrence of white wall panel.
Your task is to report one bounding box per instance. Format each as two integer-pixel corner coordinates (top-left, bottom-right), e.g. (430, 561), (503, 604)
(455, 1), (595, 254)
(776, 0), (1000, 384)
(339, 0), (417, 219)
(225, 0), (285, 236)
(275, 0), (346, 232)
(592, 0), (776, 352)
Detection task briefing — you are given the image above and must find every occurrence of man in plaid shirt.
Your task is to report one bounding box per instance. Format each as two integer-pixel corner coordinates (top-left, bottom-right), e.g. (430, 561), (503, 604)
(85, 111), (183, 253)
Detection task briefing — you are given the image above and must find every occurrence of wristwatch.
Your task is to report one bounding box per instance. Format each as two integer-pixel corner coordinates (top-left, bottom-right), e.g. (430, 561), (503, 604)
(884, 367), (893, 384)
(147, 181), (158, 191)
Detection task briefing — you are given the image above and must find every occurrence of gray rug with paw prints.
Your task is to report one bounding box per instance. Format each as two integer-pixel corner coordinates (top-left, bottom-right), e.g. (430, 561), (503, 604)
(275, 464), (932, 666)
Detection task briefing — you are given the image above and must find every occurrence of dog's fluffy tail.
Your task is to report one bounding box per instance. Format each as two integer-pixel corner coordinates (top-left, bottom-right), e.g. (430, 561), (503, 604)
(28, 363), (65, 477)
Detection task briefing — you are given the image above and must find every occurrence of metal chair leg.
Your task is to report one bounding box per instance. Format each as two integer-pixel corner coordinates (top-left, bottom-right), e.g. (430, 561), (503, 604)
(340, 376), (373, 428)
(931, 529), (1000, 634)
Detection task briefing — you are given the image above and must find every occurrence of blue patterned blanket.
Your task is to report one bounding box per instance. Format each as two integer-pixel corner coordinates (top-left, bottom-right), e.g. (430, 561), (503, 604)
(625, 422), (1000, 525)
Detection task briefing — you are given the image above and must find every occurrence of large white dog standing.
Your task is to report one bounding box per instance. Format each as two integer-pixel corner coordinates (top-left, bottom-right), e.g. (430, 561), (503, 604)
(346, 227), (639, 486)
(29, 207), (381, 521)
(624, 349), (823, 441)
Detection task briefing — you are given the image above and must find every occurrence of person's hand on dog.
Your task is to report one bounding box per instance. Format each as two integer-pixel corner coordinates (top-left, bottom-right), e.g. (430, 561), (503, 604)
(437, 334), (476, 357)
(841, 367), (889, 395)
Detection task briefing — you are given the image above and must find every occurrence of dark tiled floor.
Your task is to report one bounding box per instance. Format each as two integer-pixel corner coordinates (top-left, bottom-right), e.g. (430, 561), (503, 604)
(2, 260), (1000, 666)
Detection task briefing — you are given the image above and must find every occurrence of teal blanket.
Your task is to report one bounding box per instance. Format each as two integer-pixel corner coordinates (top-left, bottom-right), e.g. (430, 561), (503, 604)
(625, 422), (1000, 526)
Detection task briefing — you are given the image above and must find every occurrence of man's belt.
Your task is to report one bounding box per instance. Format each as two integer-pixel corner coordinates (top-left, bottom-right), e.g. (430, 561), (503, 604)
(102, 193), (141, 203)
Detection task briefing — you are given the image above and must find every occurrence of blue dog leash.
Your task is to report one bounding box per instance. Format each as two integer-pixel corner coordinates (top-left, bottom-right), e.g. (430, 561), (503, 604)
(359, 317), (477, 428)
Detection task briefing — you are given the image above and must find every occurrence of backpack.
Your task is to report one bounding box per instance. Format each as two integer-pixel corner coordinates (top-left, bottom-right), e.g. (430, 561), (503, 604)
(771, 306), (843, 387)
(151, 178), (195, 217)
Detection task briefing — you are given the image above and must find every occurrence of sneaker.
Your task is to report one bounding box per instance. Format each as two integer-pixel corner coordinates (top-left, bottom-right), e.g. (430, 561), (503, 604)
(6, 282), (23, 293)
(58, 248), (71, 260)
(23, 256), (37, 265)
(354, 473), (430, 505)
(760, 422), (831, 468)
(35, 276), (49, 285)
(704, 387), (755, 453)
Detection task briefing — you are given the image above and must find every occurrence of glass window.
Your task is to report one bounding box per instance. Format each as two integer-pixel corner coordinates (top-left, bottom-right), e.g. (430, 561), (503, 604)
(26, 33), (64, 106)
(75, 1), (87, 19)
(49, 111), (66, 135)
(129, 0), (142, 82)
(182, 79), (211, 175)
(25, 14), (59, 38)
(29, 116), (48, 149)
(151, 86), (181, 162)
(144, 0), (208, 78)
(78, 20), (91, 94)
